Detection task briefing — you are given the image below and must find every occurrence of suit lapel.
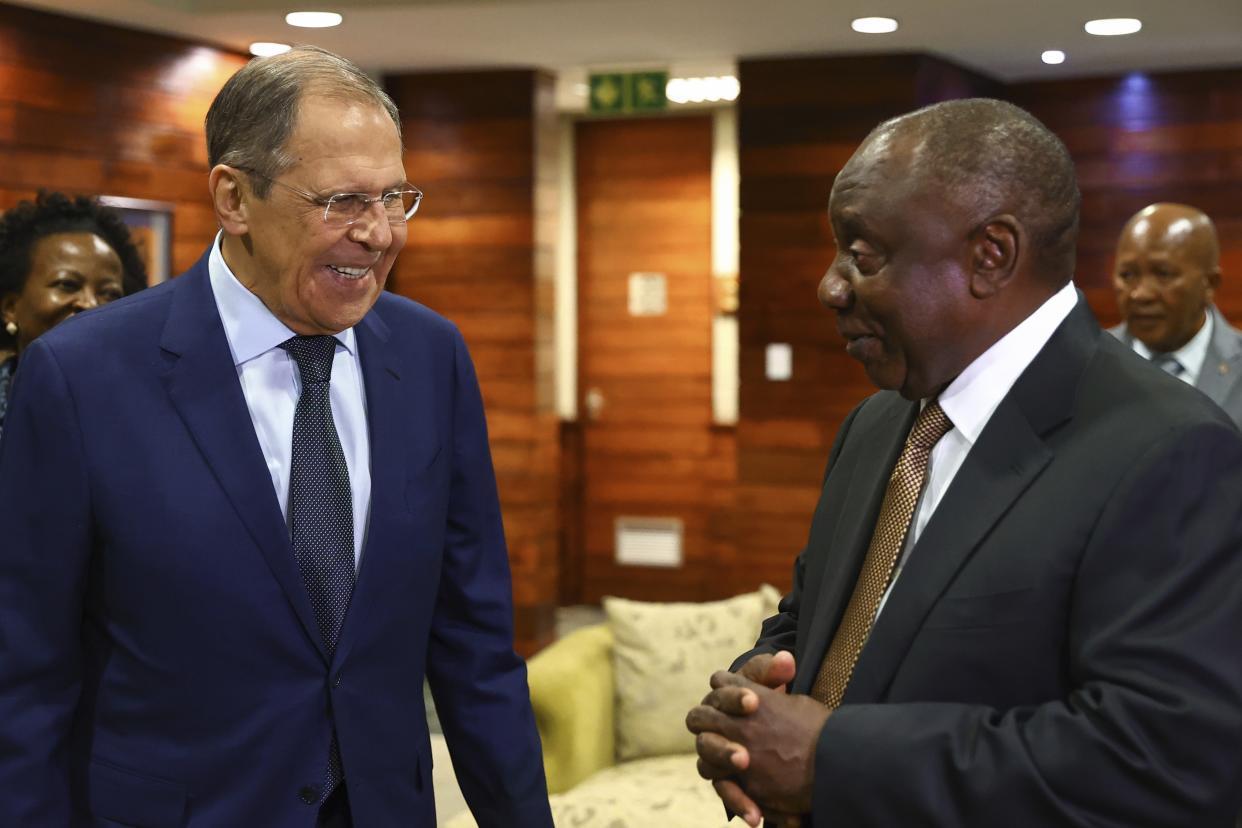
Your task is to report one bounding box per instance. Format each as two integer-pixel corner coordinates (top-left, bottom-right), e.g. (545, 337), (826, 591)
(160, 255), (327, 662)
(792, 394), (915, 695)
(841, 299), (1097, 704)
(1195, 306), (1242, 405)
(332, 307), (406, 670)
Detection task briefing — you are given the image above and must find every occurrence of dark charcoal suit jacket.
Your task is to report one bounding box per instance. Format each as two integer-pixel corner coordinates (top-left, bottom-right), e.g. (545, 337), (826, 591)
(739, 298), (1242, 826)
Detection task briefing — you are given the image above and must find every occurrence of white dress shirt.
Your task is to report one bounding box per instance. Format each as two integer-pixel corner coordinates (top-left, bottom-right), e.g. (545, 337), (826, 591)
(879, 282), (1079, 611)
(1126, 309), (1213, 387)
(208, 234), (372, 568)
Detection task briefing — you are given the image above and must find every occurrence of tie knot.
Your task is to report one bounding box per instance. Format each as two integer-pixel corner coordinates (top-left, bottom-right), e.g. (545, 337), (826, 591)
(908, 400), (953, 450)
(1151, 353), (1185, 377)
(280, 335), (337, 385)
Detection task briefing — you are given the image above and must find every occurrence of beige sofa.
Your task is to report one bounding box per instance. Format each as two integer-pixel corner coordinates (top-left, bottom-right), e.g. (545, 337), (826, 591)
(442, 587), (776, 827)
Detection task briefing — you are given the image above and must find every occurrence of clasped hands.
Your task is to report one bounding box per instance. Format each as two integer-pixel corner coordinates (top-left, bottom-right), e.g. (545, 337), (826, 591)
(684, 651), (831, 827)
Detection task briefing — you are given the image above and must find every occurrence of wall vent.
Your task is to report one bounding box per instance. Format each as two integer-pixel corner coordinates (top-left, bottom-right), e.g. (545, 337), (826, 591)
(614, 517), (684, 568)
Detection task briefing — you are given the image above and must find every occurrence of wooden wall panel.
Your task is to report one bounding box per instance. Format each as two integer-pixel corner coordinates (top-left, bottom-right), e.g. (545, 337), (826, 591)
(385, 70), (559, 655)
(1010, 66), (1242, 327)
(734, 55), (996, 592)
(575, 116), (740, 602)
(0, 4), (246, 271)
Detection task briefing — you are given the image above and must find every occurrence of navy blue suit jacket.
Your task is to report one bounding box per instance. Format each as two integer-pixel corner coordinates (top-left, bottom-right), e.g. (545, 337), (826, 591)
(0, 252), (553, 827)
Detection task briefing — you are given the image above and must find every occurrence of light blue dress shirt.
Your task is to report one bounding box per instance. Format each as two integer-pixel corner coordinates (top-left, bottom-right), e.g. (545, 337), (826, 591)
(207, 234), (371, 568)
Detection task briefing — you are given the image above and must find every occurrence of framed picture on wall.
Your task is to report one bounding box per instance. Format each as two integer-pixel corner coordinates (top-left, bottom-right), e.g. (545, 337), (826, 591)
(99, 196), (174, 285)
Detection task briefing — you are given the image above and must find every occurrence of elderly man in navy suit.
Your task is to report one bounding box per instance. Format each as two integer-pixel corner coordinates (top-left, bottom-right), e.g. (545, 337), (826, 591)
(0, 46), (552, 828)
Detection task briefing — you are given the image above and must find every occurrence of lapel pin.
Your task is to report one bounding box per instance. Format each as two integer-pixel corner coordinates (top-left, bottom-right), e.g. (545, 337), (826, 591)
(1220, 362), (1230, 375)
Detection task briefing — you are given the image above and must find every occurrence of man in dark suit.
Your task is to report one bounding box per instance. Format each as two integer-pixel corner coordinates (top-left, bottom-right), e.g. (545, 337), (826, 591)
(0, 47), (553, 827)
(687, 99), (1242, 826)
(1109, 202), (1242, 428)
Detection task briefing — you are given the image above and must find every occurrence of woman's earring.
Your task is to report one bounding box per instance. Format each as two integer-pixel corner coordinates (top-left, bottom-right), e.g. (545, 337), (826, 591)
(3, 321), (16, 337)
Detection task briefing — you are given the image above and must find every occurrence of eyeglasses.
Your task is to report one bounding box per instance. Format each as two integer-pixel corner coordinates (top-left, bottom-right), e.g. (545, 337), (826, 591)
(237, 167), (423, 226)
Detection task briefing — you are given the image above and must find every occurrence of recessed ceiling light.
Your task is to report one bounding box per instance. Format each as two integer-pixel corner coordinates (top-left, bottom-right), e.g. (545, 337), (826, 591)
(851, 17), (899, 34)
(1041, 50), (1066, 65)
(286, 11), (343, 28)
(1084, 18), (1142, 36)
(249, 42), (291, 57)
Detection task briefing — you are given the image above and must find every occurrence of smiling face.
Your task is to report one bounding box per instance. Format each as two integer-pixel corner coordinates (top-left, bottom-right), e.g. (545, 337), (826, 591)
(221, 94), (408, 335)
(1113, 205), (1219, 354)
(2, 231), (125, 354)
(818, 135), (982, 400)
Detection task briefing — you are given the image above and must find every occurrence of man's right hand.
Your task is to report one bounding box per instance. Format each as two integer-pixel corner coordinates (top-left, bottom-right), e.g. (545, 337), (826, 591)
(687, 651), (798, 826)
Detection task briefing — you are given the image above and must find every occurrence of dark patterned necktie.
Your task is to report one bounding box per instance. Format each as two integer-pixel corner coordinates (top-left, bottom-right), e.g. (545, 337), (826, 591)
(811, 401), (953, 709)
(280, 334), (355, 801)
(1151, 353), (1185, 378)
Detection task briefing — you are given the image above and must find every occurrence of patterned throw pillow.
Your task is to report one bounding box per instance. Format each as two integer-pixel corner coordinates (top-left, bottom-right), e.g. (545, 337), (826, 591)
(604, 585), (781, 762)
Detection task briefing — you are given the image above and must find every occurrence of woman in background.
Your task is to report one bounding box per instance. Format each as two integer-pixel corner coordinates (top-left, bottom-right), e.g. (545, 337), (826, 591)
(0, 191), (147, 439)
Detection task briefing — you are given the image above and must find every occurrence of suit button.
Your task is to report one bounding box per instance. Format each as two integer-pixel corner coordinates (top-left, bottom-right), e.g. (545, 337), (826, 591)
(333, 672), (343, 688)
(299, 785), (320, 804)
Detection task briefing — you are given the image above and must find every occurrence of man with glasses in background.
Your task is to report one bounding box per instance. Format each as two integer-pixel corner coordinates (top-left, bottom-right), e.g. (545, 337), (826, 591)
(0, 46), (553, 828)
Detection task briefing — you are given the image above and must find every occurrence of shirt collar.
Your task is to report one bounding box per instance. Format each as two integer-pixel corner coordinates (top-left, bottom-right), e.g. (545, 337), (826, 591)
(1128, 308), (1213, 384)
(207, 232), (356, 367)
(932, 281), (1078, 446)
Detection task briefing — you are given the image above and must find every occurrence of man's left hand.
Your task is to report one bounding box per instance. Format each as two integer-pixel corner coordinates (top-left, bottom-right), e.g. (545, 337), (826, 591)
(686, 670), (831, 817)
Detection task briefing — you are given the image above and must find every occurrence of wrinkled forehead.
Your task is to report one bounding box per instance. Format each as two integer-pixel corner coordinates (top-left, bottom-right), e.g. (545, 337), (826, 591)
(830, 130), (920, 212)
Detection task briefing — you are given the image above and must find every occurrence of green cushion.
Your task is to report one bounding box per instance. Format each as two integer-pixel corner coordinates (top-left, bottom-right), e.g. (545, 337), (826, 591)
(527, 624), (615, 794)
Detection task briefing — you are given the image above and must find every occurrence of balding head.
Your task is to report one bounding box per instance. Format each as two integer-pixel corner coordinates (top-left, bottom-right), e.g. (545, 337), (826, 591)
(857, 98), (1081, 283)
(821, 99), (1082, 400)
(1120, 204), (1220, 268)
(1113, 203), (1221, 353)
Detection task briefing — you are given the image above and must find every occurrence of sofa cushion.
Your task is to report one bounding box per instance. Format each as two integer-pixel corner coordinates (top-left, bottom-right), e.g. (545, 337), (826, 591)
(605, 585), (780, 761)
(527, 624), (616, 794)
(550, 753), (741, 827)
(442, 753), (742, 828)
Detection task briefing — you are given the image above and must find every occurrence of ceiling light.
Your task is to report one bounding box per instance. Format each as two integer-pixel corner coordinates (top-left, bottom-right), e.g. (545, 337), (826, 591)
(1041, 50), (1066, 65)
(249, 42), (291, 57)
(286, 11), (343, 28)
(665, 76), (740, 105)
(851, 17), (899, 34)
(1084, 18), (1141, 36)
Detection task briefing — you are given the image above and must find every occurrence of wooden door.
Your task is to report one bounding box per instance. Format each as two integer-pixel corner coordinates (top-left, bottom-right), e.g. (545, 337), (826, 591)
(574, 115), (734, 603)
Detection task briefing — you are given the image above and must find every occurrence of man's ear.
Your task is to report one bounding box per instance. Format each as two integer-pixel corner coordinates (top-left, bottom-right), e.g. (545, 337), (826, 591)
(208, 165), (250, 236)
(1206, 266), (1222, 302)
(969, 216), (1020, 299)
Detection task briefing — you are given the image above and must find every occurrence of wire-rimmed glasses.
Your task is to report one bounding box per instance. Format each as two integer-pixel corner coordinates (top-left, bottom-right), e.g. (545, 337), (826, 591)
(237, 167), (423, 226)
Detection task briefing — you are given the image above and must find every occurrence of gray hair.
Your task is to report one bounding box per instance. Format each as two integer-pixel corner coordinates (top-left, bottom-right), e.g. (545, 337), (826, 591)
(205, 45), (401, 197)
(869, 98), (1081, 282)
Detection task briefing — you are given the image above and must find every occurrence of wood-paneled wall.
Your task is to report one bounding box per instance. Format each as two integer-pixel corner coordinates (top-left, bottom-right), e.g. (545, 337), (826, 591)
(385, 70), (560, 655)
(734, 55), (999, 592)
(8, 1), (1242, 634)
(0, 4), (246, 271)
(1011, 66), (1242, 325)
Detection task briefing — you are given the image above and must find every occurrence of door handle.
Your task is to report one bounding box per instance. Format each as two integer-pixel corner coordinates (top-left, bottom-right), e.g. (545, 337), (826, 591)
(584, 387), (605, 421)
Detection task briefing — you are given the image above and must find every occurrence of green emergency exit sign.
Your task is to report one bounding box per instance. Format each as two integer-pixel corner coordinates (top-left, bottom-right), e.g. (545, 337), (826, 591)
(589, 71), (668, 114)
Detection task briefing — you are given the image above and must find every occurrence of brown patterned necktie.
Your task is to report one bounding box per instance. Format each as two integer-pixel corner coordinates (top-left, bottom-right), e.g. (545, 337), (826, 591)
(811, 400), (954, 708)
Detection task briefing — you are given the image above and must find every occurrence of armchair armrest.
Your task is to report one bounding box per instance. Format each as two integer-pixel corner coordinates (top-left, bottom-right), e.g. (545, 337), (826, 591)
(527, 623), (615, 794)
